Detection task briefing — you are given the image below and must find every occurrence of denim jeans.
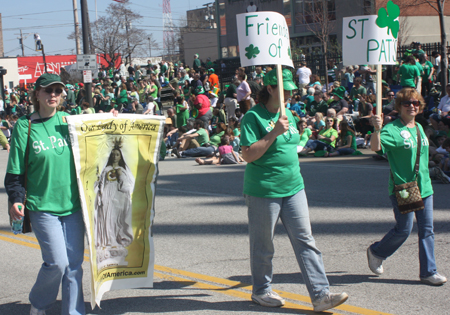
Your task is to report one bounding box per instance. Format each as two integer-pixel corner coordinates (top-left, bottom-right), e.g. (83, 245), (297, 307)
(245, 189), (330, 301)
(335, 148), (355, 156)
(370, 195), (437, 278)
(305, 140), (333, 152)
(198, 109), (213, 129)
(29, 210), (86, 315)
(182, 146), (215, 157)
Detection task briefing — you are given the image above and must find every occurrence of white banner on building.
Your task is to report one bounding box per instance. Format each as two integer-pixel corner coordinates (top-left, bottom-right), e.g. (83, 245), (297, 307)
(236, 11), (293, 68)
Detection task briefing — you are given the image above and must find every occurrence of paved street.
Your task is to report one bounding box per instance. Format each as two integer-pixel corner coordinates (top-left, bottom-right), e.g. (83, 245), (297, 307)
(0, 149), (449, 315)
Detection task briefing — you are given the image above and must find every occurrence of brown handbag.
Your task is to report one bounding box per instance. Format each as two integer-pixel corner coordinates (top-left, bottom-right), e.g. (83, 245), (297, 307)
(391, 124), (425, 215)
(8, 117), (32, 233)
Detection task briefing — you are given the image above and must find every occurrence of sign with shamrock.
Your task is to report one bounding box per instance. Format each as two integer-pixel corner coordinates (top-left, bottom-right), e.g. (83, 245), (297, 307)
(236, 12), (293, 68)
(342, 0), (399, 66)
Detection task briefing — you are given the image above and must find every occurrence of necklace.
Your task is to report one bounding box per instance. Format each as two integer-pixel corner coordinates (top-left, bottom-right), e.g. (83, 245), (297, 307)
(262, 104), (292, 142)
(37, 111), (65, 155)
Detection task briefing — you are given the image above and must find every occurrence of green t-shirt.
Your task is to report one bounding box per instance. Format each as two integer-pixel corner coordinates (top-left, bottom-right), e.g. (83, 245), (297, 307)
(71, 106), (82, 115)
(196, 128), (209, 146)
(349, 85), (367, 99)
(150, 84), (158, 99)
(7, 112), (81, 215)
(298, 128), (312, 147)
(415, 62), (424, 75)
(342, 131), (357, 150)
(233, 128), (240, 137)
(422, 61), (433, 79)
(319, 127), (339, 147)
(175, 104), (189, 127)
(210, 130), (224, 146)
(398, 63), (420, 87)
(225, 84), (237, 98)
(193, 58), (201, 70)
(240, 104), (303, 198)
(378, 120), (433, 198)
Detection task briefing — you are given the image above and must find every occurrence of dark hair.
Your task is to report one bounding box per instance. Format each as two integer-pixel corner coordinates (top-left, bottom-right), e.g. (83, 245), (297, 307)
(258, 85), (277, 105)
(106, 149), (127, 169)
(176, 96), (183, 104)
(339, 120), (355, 142)
(194, 119), (204, 128)
(220, 135), (230, 146)
(406, 55), (416, 64)
(216, 122), (226, 132)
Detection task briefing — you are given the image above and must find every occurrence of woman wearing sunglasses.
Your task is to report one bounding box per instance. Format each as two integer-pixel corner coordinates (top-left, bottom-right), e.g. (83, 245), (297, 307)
(368, 87), (447, 286)
(4, 73), (114, 315)
(299, 117), (338, 156)
(240, 69), (347, 312)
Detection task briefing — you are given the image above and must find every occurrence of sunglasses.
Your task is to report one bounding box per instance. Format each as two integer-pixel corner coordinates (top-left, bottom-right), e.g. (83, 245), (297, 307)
(327, 119), (334, 122)
(44, 87), (63, 95)
(402, 100), (420, 107)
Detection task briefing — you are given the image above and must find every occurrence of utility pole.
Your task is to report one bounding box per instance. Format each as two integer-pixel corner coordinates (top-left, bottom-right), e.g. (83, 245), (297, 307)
(125, 17), (131, 65)
(72, 0), (81, 54)
(80, 0), (93, 108)
(15, 30), (33, 57)
(148, 37), (152, 57)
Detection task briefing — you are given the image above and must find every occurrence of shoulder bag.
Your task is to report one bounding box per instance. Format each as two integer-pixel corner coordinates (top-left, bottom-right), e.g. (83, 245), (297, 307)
(391, 124), (425, 214)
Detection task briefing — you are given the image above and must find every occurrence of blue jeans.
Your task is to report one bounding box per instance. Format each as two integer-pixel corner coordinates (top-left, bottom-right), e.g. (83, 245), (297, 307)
(245, 189), (330, 301)
(29, 210), (85, 315)
(182, 146), (215, 157)
(370, 195), (437, 278)
(305, 140), (333, 152)
(335, 148), (355, 155)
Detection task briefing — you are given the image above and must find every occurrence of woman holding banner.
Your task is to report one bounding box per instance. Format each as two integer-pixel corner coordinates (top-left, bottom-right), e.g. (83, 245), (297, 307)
(368, 87), (447, 286)
(240, 68), (348, 312)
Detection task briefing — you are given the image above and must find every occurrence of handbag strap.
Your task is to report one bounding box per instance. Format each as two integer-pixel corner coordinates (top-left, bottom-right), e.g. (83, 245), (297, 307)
(390, 123), (421, 184)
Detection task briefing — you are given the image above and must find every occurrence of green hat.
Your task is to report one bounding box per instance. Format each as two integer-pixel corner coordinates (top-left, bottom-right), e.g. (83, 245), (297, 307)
(35, 73), (64, 90)
(382, 80), (389, 86)
(208, 68), (215, 73)
(263, 69), (297, 90)
(332, 86), (346, 99)
(194, 85), (205, 95)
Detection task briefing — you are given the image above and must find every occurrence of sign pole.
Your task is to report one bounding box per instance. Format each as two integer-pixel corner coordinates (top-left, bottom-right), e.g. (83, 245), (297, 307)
(376, 64), (382, 116)
(276, 64), (286, 116)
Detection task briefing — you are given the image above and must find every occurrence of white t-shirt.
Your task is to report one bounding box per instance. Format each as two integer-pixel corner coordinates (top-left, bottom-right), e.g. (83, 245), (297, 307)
(0, 100), (4, 112)
(434, 56), (441, 75)
(145, 101), (155, 115)
(438, 94), (450, 113)
(296, 67), (312, 85)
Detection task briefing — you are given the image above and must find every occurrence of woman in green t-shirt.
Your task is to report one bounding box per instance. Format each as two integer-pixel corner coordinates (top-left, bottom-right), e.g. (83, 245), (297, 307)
(240, 68), (348, 312)
(5, 73), (86, 314)
(325, 120), (356, 156)
(297, 119), (311, 153)
(299, 117), (338, 156)
(368, 87), (446, 286)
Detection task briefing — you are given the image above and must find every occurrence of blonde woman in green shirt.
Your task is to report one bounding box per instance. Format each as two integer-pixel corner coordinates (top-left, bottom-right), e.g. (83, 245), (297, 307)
(368, 87), (447, 286)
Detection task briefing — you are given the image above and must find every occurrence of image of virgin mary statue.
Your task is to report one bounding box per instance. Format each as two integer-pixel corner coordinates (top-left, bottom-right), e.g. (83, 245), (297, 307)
(94, 137), (135, 270)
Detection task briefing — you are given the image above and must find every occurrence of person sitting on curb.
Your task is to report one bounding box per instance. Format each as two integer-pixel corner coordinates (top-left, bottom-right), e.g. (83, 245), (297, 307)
(172, 119), (215, 158)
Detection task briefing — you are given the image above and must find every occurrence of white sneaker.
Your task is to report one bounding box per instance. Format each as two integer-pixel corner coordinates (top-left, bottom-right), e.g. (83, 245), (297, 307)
(251, 291), (285, 307)
(367, 247), (383, 275)
(420, 273), (447, 286)
(313, 292), (348, 312)
(30, 305), (46, 315)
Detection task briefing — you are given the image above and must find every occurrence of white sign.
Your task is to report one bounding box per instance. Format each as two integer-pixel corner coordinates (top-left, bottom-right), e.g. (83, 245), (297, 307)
(83, 70), (92, 83)
(236, 12), (293, 68)
(77, 54), (97, 70)
(343, 15), (398, 66)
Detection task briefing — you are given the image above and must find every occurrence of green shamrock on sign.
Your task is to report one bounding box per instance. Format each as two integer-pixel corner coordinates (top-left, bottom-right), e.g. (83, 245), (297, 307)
(245, 44), (260, 60)
(376, 0), (400, 39)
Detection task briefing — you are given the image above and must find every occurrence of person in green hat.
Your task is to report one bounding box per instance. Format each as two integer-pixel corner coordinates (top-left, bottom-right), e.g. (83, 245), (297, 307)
(329, 85), (350, 119)
(240, 68), (348, 312)
(5, 72), (86, 315)
(193, 54), (201, 73)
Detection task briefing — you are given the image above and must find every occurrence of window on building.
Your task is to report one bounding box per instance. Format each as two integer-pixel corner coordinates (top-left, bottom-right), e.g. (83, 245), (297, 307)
(295, 0), (336, 25)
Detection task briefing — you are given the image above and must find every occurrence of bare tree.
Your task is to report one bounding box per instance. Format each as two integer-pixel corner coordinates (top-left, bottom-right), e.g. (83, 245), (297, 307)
(68, 0), (150, 66)
(297, 0), (336, 89)
(397, 16), (414, 47)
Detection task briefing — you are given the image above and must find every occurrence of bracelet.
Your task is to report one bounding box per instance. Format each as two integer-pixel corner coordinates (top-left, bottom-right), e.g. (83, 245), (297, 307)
(374, 129), (381, 133)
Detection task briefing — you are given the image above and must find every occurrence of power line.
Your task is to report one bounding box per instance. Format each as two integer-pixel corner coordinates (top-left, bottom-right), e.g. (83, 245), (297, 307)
(2, 10), (72, 18)
(2, 24), (74, 32)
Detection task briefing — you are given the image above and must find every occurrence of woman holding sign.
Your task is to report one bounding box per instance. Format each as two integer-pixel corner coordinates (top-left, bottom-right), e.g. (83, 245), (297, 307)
(368, 88), (447, 286)
(240, 68), (348, 312)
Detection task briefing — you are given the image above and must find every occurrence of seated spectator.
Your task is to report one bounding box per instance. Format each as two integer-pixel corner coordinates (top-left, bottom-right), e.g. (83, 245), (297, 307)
(310, 112), (325, 139)
(172, 119), (215, 158)
(228, 117), (240, 137)
(212, 105), (227, 126)
(304, 87), (315, 107)
(344, 66), (355, 91)
(325, 120), (357, 156)
(297, 119), (311, 153)
(356, 94), (375, 147)
(210, 122), (226, 147)
(348, 77), (367, 112)
(430, 83), (450, 130)
(224, 127), (240, 152)
(195, 135), (242, 165)
(144, 96), (156, 115)
(300, 117), (338, 156)
(307, 90), (328, 117)
(289, 95), (306, 117)
(329, 86), (350, 118)
(174, 96), (189, 127)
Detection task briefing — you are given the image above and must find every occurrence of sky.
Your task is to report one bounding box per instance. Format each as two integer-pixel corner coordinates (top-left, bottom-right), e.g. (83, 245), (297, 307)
(1, 0), (207, 57)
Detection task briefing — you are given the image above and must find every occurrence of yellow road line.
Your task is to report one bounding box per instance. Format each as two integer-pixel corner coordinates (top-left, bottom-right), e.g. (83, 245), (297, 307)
(0, 231), (393, 315)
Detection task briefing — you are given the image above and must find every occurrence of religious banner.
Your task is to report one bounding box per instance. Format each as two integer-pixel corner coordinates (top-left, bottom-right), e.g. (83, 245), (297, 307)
(66, 113), (165, 307)
(342, 1), (399, 66)
(236, 11), (293, 68)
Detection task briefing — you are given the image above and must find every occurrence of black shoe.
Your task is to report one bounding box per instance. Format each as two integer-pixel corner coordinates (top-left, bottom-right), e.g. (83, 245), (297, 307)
(172, 148), (181, 158)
